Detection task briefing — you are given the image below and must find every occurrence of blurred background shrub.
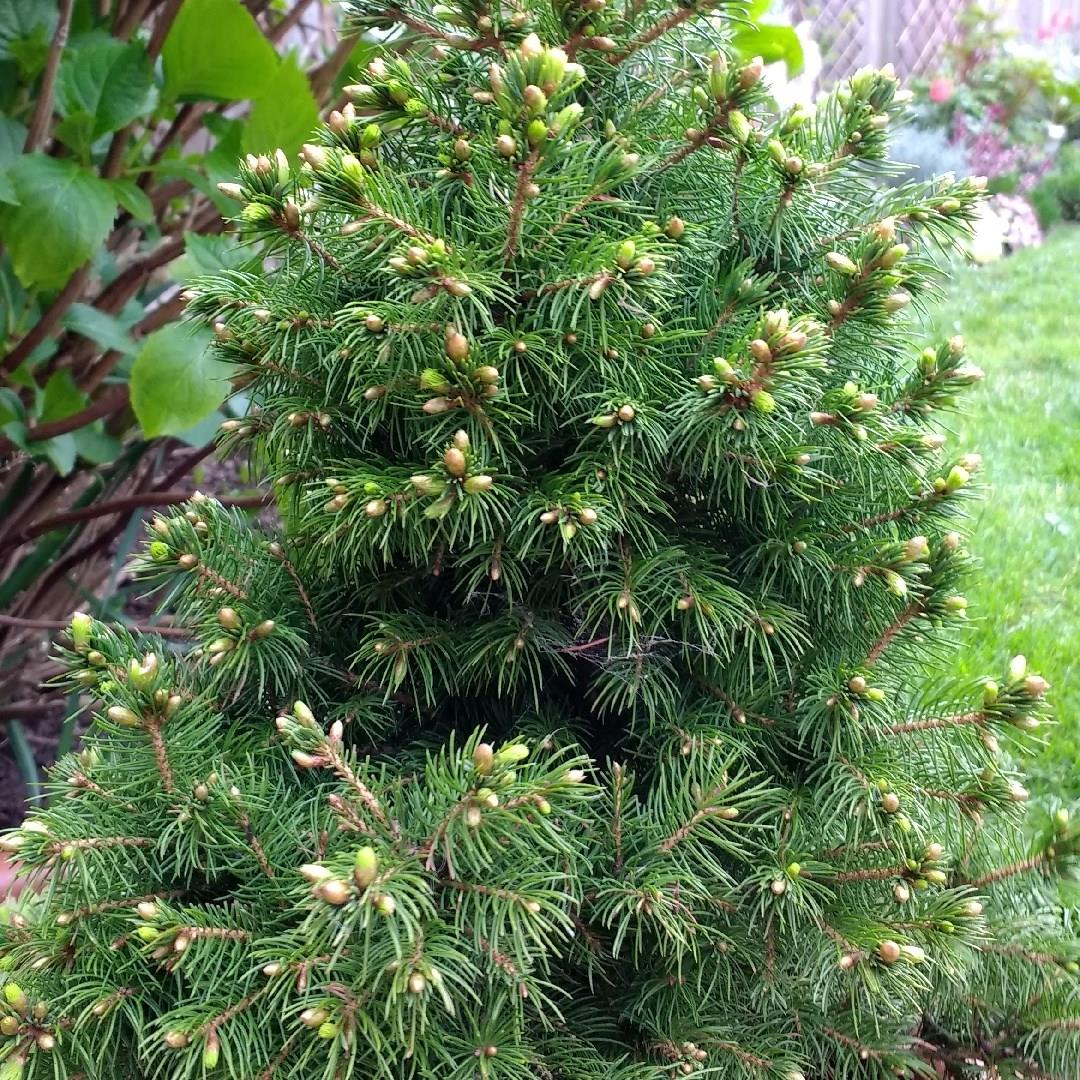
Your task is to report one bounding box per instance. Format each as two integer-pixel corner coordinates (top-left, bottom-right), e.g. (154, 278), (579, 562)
(0, 0), (367, 822)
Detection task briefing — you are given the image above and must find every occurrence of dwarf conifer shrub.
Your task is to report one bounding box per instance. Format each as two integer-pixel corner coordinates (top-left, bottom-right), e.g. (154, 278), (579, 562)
(2, 3), (1078, 1079)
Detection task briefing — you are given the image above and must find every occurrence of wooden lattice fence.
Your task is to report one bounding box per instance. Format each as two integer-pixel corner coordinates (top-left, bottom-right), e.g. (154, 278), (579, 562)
(786, 0), (1080, 86)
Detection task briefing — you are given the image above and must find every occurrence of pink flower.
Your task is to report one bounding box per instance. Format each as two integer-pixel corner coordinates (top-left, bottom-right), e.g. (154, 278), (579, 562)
(928, 77), (953, 104)
(1039, 10), (1075, 38)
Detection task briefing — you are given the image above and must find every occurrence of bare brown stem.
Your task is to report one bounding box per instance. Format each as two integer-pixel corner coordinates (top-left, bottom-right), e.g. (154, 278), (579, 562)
(502, 148), (541, 265)
(1, 268), (90, 376)
(23, 0), (75, 153)
(968, 853), (1049, 889)
(884, 711), (984, 737)
(865, 601), (924, 667)
(13, 489), (266, 546)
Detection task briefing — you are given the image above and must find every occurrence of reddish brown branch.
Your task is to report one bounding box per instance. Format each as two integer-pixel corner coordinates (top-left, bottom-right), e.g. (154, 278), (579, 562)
(23, 0), (75, 152)
(146, 0), (183, 60)
(22, 385), (130, 446)
(14, 489), (267, 545)
(610, 7), (696, 64)
(0, 614), (192, 639)
(865, 601), (924, 667)
(968, 854), (1050, 889)
(1, 268), (90, 376)
(884, 711), (984, 737)
(502, 148), (541, 265)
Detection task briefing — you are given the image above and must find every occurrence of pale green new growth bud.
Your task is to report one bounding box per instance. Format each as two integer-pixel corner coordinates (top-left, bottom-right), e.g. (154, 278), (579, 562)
(751, 389), (775, 414)
(107, 706), (140, 728)
(202, 1033), (220, 1069)
(353, 846), (378, 889)
(128, 652), (158, 691)
(70, 611), (92, 651)
(945, 465), (970, 491)
(826, 251), (858, 275)
(495, 743), (530, 765)
(289, 701), (315, 728)
(727, 109), (751, 144)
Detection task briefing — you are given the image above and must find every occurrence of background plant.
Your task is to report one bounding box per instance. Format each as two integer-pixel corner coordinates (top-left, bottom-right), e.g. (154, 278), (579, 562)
(1029, 139), (1080, 227)
(0, 0), (370, 822)
(911, 2), (1080, 193)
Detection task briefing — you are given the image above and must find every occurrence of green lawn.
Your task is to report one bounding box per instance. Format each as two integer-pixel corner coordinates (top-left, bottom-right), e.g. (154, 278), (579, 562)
(924, 227), (1080, 795)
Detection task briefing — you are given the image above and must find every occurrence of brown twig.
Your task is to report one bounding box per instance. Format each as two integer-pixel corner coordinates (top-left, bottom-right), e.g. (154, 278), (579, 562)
(611, 763), (625, 876)
(968, 853), (1049, 890)
(609, 7), (696, 64)
(865, 601), (924, 667)
(323, 744), (397, 838)
(710, 1042), (771, 1070)
(143, 718), (174, 793)
(268, 545), (318, 629)
(49, 836), (153, 852)
(831, 864), (908, 884)
(502, 148), (541, 265)
(883, 711), (984, 737)
(1, 268), (90, 376)
(257, 1033), (301, 1080)
(13, 489), (267, 546)
(23, 0), (75, 153)
(821, 1028), (881, 1060)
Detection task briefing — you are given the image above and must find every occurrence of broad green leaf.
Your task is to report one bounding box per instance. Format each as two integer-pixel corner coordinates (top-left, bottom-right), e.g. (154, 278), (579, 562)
(173, 408), (225, 448)
(40, 433), (77, 474)
(56, 35), (153, 150)
(130, 323), (225, 437)
(332, 39), (378, 98)
(162, 0), (278, 102)
(0, 155), (117, 291)
(61, 302), (137, 356)
(0, 387), (24, 427)
(108, 177), (154, 222)
(31, 372), (85, 476)
(0, 171), (15, 205)
(72, 425), (122, 464)
(0, 0), (56, 72)
(203, 113), (246, 190)
(37, 370), (87, 425)
(731, 25), (804, 76)
(0, 116), (26, 165)
(170, 231), (251, 281)
(243, 52), (318, 158)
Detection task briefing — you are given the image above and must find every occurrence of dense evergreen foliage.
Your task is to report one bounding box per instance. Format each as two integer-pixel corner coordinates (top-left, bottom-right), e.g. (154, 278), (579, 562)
(2, 3), (1078, 1078)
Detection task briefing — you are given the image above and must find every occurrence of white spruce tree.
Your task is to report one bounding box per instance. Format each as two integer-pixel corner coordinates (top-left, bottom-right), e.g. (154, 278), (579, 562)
(2, 3), (1079, 1078)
